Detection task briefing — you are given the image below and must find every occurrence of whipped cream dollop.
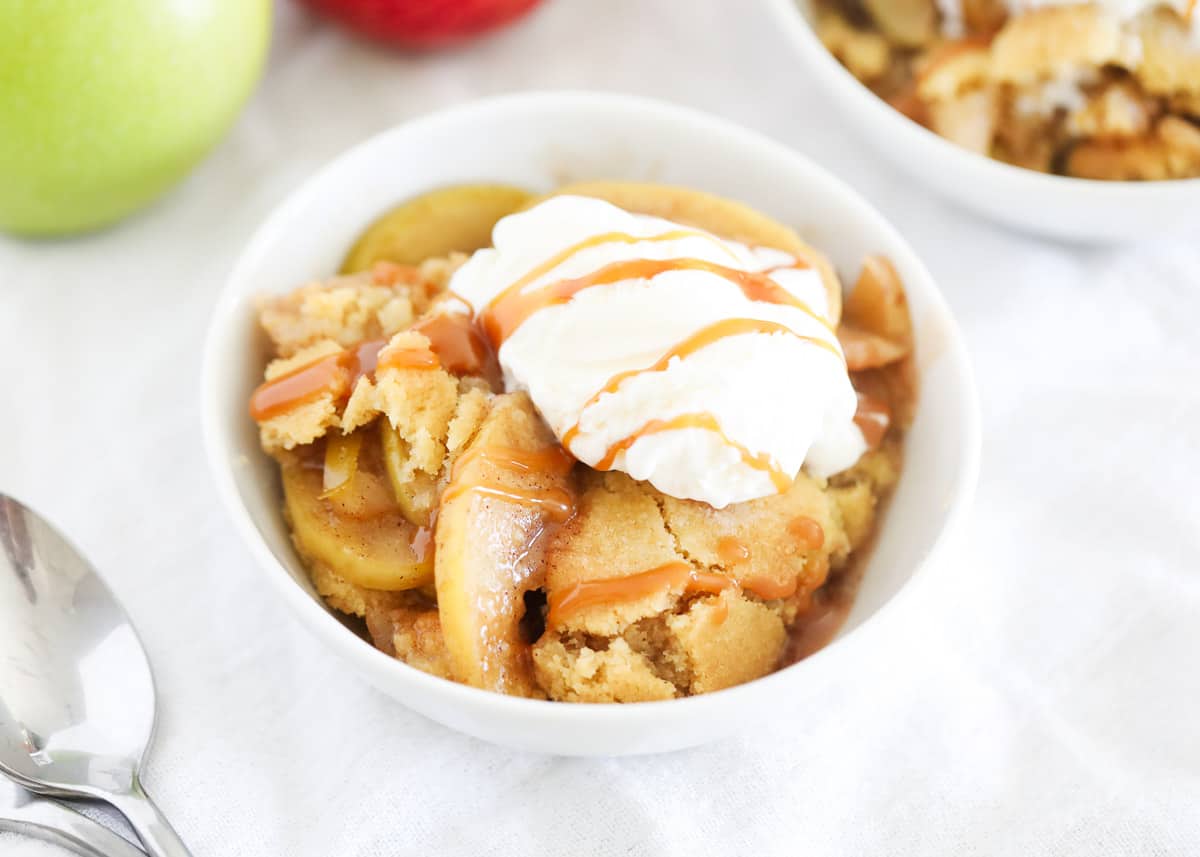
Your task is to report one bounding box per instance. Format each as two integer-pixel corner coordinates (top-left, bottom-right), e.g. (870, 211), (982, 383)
(449, 195), (865, 509)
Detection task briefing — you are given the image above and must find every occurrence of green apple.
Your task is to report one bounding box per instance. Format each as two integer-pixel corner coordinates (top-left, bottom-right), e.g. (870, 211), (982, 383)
(0, 0), (271, 236)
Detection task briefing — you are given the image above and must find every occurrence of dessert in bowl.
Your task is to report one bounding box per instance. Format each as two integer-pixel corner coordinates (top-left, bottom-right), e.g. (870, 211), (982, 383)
(203, 93), (978, 753)
(814, 0), (1200, 180)
(248, 181), (913, 701)
(768, 0), (1200, 241)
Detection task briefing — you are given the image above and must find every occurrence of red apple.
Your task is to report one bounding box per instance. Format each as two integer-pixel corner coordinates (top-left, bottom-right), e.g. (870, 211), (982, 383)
(298, 0), (545, 48)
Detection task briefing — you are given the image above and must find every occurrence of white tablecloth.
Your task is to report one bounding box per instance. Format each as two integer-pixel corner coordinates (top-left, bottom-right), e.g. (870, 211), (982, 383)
(3, 1), (1199, 854)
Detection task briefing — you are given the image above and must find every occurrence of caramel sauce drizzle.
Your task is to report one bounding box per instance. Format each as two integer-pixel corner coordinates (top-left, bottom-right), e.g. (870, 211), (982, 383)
(787, 516), (826, 551)
(370, 261), (423, 287)
(441, 444), (576, 523)
(250, 352), (346, 422)
(481, 254), (826, 348)
(742, 574), (804, 601)
(488, 228), (718, 323)
(560, 317), (843, 490)
(564, 317), (843, 448)
(1187, 0), (1197, 23)
(547, 561), (806, 627)
(717, 536), (750, 564)
(417, 313), (494, 376)
(589, 412), (793, 493)
(375, 313), (495, 376)
(853, 392), (891, 450)
(251, 314), (496, 423)
(546, 562), (728, 626)
(376, 345), (440, 371)
(444, 485), (573, 522)
(450, 444), (575, 481)
(249, 338), (386, 422)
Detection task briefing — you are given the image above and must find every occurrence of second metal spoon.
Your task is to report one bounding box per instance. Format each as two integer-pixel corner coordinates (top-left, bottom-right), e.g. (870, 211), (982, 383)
(0, 494), (192, 857)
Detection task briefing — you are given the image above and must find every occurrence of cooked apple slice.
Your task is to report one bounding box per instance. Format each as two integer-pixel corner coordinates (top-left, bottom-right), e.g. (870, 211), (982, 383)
(434, 393), (573, 695)
(341, 184), (531, 273)
(844, 255), (912, 348)
(864, 0), (937, 47)
(282, 453), (432, 591)
(379, 421), (439, 527)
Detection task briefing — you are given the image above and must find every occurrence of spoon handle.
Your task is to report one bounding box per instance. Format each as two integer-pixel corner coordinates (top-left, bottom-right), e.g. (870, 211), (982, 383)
(0, 792), (146, 857)
(106, 776), (193, 857)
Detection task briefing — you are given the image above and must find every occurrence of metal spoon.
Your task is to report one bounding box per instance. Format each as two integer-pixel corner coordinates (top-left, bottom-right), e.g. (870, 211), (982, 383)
(1, 779), (146, 857)
(0, 494), (192, 857)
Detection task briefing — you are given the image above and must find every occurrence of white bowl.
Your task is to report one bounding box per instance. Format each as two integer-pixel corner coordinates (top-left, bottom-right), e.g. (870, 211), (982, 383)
(766, 0), (1200, 243)
(202, 91), (979, 756)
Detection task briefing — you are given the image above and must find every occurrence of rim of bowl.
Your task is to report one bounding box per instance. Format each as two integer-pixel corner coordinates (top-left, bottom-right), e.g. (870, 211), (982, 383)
(765, 0), (1200, 201)
(201, 90), (982, 726)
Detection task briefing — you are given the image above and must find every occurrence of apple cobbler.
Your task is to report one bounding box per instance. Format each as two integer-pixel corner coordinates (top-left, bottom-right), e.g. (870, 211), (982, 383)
(248, 182), (916, 702)
(815, 0), (1200, 179)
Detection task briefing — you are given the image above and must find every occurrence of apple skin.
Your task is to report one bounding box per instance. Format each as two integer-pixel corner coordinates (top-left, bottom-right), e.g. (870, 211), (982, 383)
(0, 0), (272, 237)
(299, 0), (543, 48)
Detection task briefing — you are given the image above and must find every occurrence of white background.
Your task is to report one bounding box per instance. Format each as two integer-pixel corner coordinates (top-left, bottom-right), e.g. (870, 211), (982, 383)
(3, 1), (1199, 854)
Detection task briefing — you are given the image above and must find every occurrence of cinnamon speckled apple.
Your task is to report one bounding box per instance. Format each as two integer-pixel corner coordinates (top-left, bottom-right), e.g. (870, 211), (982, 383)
(299, 0), (544, 48)
(0, 0), (271, 237)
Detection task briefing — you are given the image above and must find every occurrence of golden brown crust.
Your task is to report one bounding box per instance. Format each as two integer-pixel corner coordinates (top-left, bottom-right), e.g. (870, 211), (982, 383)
(542, 472), (682, 637)
(530, 455), (893, 701)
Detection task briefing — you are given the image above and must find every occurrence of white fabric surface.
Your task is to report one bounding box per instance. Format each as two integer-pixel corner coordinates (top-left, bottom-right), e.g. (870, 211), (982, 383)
(3, 1), (1199, 854)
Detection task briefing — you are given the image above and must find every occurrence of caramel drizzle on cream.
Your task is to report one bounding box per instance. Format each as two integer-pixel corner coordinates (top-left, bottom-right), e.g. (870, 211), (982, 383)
(472, 231), (840, 495)
(480, 252), (827, 347)
(480, 229), (734, 342)
(559, 318), (843, 488)
(441, 444), (576, 523)
(546, 561), (804, 627)
(587, 412), (794, 493)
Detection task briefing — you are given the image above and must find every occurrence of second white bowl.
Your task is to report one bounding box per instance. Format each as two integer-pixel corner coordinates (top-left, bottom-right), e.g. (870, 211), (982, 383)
(202, 92), (979, 756)
(767, 0), (1200, 243)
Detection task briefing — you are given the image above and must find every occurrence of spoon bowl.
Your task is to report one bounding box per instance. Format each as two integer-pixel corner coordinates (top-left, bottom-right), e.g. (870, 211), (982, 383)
(0, 494), (192, 856)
